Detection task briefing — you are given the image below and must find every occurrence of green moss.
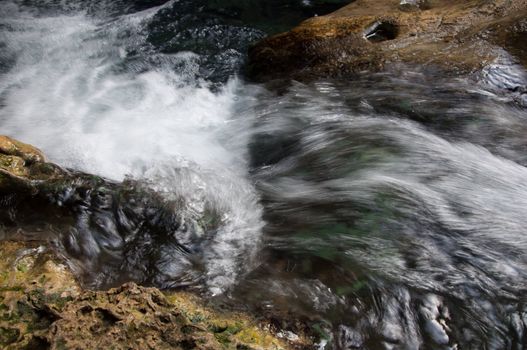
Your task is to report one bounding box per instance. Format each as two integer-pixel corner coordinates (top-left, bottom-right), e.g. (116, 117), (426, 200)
(16, 263), (29, 273)
(34, 162), (56, 175)
(311, 323), (330, 341)
(0, 310), (19, 323)
(0, 155), (13, 167)
(211, 322), (243, 347)
(15, 301), (31, 314)
(214, 332), (232, 346)
(38, 275), (47, 284)
(0, 271), (9, 282)
(44, 293), (72, 310)
(28, 289), (45, 305)
(225, 323), (243, 335)
(0, 327), (20, 346)
(189, 313), (206, 324)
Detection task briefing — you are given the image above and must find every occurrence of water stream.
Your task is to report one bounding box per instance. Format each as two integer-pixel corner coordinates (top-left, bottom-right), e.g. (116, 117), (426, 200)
(1, 0), (526, 349)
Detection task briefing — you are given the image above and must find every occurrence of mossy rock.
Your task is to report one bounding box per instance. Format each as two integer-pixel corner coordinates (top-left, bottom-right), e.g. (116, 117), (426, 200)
(0, 241), (306, 349)
(0, 155), (28, 178)
(0, 136), (45, 164)
(0, 136), (312, 349)
(0, 136), (65, 191)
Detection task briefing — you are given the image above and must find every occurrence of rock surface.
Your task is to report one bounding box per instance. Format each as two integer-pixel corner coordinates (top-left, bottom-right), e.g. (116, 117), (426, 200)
(247, 0), (527, 81)
(0, 241), (301, 350)
(0, 135), (225, 290)
(0, 136), (313, 350)
(0, 136), (63, 191)
(0, 136), (46, 164)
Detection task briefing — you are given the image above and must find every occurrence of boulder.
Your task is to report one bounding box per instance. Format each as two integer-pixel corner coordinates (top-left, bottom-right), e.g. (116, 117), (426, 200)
(247, 0), (527, 81)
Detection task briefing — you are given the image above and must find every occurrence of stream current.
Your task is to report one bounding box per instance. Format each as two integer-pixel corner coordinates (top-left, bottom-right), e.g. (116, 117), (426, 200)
(1, 1), (527, 349)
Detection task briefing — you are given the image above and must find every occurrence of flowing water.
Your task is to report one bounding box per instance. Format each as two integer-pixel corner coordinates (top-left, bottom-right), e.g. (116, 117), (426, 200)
(1, 0), (527, 349)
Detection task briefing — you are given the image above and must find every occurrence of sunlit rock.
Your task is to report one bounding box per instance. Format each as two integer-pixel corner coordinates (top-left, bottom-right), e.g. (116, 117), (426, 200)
(0, 136), (45, 164)
(0, 241), (300, 349)
(0, 136), (63, 191)
(247, 0), (527, 81)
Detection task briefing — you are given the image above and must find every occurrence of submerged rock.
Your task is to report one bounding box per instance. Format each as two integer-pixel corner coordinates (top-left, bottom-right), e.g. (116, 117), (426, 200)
(247, 0), (527, 81)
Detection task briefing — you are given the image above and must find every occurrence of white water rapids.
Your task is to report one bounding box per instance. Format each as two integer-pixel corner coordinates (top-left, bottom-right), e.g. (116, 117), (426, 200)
(1, 0), (527, 348)
(0, 0), (264, 295)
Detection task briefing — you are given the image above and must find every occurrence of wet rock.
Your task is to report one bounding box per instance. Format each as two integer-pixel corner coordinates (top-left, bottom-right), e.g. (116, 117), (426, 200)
(50, 283), (289, 350)
(481, 56), (527, 93)
(0, 241), (79, 349)
(0, 136), (45, 164)
(0, 242), (300, 350)
(247, 0), (527, 81)
(336, 325), (364, 349)
(0, 155), (28, 178)
(398, 0), (428, 12)
(478, 54), (527, 104)
(0, 135), (63, 191)
(0, 137), (314, 349)
(0, 136), (214, 289)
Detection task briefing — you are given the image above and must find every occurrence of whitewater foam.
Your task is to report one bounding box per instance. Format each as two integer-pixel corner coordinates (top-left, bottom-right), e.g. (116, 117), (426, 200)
(0, 0), (263, 294)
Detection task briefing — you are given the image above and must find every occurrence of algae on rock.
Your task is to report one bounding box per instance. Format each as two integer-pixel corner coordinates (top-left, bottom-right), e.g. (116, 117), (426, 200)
(0, 241), (299, 349)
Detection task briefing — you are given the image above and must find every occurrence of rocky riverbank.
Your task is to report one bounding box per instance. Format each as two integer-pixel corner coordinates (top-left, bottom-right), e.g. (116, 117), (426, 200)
(247, 0), (527, 81)
(0, 136), (313, 350)
(0, 240), (311, 349)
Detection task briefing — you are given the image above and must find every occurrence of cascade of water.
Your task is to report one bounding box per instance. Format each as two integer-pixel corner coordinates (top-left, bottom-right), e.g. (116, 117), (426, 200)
(1, 1), (527, 348)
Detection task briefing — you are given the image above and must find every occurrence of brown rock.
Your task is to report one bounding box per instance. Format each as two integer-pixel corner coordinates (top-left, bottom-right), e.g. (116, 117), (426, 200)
(0, 241), (306, 350)
(0, 137), (312, 350)
(247, 0), (527, 81)
(0, 136), (45, 164)
(0, 136), (65, 190)
(0, 155), (28, 178)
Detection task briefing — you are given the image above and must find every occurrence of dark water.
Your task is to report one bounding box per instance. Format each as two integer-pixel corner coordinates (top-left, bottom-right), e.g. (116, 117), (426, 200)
(1, 1), (527, 349)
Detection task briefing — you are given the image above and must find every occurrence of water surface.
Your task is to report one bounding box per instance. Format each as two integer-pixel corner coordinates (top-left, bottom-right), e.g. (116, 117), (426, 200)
(1, 1), (526, 349)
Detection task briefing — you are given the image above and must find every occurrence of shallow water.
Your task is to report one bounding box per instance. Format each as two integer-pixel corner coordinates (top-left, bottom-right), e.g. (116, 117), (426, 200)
(1, 0), (527, 349)
(241, 75), (527, 348)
